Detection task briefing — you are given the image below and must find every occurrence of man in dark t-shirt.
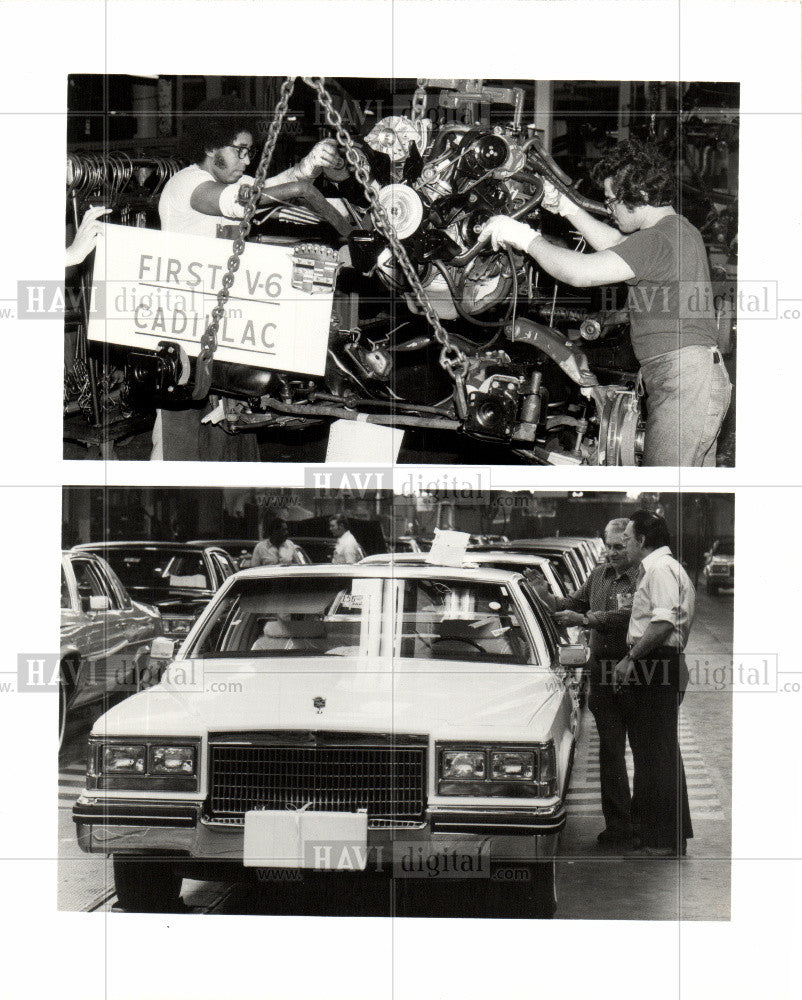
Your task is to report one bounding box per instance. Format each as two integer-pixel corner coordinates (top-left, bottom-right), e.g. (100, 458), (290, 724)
(478, 138), (731, 467)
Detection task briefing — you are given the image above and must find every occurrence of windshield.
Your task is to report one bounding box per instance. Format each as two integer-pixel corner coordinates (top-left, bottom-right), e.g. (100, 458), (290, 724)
(192, 576), (537, 664)
(712, 540), (734, 556)
(99, 549), (212, 591)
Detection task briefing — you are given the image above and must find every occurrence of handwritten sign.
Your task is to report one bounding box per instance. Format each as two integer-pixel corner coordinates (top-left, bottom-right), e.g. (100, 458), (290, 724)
(426, 529), (471, 568)
(88, 224), (335, 376)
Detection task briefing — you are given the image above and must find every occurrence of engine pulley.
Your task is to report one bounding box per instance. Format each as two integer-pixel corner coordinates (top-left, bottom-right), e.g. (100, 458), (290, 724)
(596, 388), (644, 466)
(375, 184), (424, 240)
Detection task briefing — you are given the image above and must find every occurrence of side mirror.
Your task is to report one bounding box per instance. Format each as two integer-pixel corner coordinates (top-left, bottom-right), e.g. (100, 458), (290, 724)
(150, 636), (176, 661)
(558, 644), (589, 668)
(89, 595), (111, 612)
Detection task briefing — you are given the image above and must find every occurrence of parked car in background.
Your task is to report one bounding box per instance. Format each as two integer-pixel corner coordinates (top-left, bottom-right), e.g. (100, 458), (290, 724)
(472, 540), (587, 593)
(702, 537), (734, 595)
(60, 550), (162, 749)
(390, 535), (423, 553)
(72, 542), (237, 641)
(549, 537), (603, 572)
(188, 539), (311, 570)
(73, 563), (587, 917)
(469, 534), (510, 547)
(361, 550), (569, 602)
(517, 537), (596, 577)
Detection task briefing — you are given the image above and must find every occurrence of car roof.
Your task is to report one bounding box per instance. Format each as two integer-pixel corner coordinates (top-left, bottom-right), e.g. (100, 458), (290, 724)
(361, 551), (552, 568)
(187, 539), (255, 547)
(232, 563), (525, 585)
(510, 537), (583, 548)
(73, 541), (220, 554)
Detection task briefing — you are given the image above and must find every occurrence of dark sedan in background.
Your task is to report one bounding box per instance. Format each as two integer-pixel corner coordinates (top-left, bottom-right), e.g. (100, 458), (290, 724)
(72, 542), (237, 641)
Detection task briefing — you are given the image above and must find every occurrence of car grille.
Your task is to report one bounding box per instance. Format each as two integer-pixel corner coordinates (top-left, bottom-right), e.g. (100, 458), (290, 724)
(207, 737), (427, 826)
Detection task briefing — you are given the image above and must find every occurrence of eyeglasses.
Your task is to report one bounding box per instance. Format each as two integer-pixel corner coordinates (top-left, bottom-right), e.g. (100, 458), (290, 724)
(227, 144), (253, 161)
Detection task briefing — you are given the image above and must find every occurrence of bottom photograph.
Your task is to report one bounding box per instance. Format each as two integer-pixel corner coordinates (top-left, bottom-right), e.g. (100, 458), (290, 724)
(58, 487), (733, 920)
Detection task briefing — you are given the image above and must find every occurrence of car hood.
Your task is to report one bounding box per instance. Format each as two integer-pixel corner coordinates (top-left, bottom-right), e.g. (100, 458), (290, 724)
(133, 591), (212, 614)
(95, 656), (566, 742)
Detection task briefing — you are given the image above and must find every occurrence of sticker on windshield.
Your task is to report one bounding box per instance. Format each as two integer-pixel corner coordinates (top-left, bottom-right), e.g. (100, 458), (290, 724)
(339, 593), (365, 610)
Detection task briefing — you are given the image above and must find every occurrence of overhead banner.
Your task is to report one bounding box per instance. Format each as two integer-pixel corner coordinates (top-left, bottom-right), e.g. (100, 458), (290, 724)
(87, 224), (336, 376)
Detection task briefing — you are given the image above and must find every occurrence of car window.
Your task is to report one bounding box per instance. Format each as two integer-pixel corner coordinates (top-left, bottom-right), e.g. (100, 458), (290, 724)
(97, 549), (211, 591)
(392, 578), (535, 664)
(209, 552), (233, 586)
(547, 557), (574, 593)
(164, 553), (211, 589)
(481, 559), (561, 598)
(191, 576), (537, 665)
(61, 566), (73, 610)
(519, 583), (561, 663)
(543, 564), (567, 598)
(71, 558), (114, 612)
(99, 562), (131, 609)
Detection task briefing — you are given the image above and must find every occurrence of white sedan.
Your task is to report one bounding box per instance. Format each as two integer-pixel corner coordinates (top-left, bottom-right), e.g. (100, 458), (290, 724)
(73, 563), (586, 916)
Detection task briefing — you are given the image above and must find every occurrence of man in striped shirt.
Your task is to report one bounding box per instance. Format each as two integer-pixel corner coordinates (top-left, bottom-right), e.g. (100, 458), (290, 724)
(538, 518), (638, 847)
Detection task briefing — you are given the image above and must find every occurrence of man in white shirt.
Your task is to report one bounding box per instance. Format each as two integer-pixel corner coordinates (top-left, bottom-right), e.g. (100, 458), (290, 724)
(613, 511), (695, 857)
(153, 99), (342, 460)
(329, 515), (364, 564)
(250, 518), (302, 567)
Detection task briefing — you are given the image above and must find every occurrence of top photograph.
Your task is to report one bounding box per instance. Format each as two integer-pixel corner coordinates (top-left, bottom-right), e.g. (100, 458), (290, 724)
(64, 76), (738, 466)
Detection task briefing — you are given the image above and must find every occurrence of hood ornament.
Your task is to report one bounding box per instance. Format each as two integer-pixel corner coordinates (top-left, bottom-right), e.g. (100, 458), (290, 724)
(313, 696), (326, 713)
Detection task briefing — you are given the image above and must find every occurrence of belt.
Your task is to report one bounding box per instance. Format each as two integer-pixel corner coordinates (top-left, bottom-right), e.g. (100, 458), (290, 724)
(640, 346), (722, 366)
(628, 643), (683, 656)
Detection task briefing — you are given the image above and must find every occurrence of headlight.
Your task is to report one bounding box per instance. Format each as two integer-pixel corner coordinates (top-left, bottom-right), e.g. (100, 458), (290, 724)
(490, 751), (535, 780)
(163, 617), (193, 637)
(150, 745), (196, 775)
(88, 738), (200, 791)
(102, 744), (146, 774)
(437, 742), (557, 797)
(442, 750), (486, 780)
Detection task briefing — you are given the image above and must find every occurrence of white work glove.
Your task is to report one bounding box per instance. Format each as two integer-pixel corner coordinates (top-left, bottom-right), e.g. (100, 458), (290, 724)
(66, 205), (112, 267)
(294, 138), (345, 180)
(478, 215), (540, 253)
(541, 179), (575, 217)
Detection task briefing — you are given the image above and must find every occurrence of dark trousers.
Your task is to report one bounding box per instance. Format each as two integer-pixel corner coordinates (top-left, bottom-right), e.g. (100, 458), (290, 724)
(626, 649), (693, 850)
(587, 683), (633, 837)
(159, 407), (261, 462)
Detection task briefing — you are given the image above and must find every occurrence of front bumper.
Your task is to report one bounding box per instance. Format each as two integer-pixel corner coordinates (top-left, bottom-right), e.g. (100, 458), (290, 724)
(73, 796), (565, 864)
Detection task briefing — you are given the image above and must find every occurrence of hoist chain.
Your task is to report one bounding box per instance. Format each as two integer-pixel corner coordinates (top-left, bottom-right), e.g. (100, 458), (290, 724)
(194, 74), (467, 406)
(193, 76), (296, 399)
(303, 76), (468, 381)
(411, 83), (428, 123)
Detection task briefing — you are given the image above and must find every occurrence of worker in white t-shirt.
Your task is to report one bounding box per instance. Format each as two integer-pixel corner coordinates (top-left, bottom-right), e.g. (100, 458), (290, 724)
(152, 100), (342, 461)
(329, 514), (365, 564)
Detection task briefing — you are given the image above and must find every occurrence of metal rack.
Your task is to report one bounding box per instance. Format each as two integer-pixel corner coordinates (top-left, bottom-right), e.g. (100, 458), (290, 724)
(65, 154), (185, 456)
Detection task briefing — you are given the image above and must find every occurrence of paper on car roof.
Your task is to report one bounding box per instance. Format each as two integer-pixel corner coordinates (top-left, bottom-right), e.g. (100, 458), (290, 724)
(425, 529), (471, 568)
